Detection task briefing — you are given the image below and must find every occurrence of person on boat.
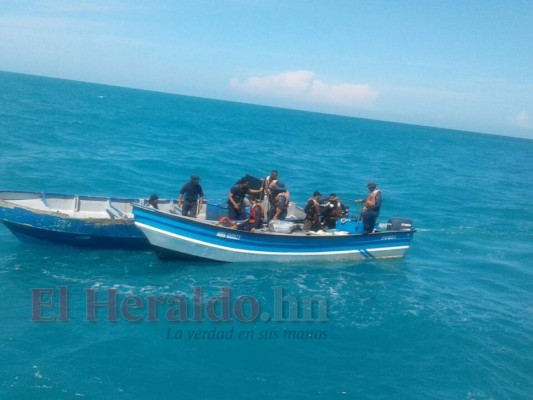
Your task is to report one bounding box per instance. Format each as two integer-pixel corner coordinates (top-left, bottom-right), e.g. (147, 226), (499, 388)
(237, 195), (264, 232)
(322, 193), (343, 230)
(228, 177), (262, 220)
(178, 175), (204, 217)
(147, 194), (159, 209)
(356, 181), (382, 234)
(269, 181), (290, 221)
(263, 170), (278, 200)
(303, 191), (322, 232)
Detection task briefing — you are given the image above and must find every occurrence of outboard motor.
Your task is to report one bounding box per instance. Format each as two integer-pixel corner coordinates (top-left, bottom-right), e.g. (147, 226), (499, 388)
(386, 218), (413, 231)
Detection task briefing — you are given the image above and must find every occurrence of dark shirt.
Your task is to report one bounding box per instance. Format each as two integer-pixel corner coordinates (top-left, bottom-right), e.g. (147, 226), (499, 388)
(323, 199), (340, 221)
(229, 184), (248, 206)
(179, 182), (204, 203)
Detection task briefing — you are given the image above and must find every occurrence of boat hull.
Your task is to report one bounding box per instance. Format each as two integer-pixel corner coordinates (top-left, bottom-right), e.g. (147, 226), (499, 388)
(133, 205), (415, 263)
(2, 219), (148, 249)
(0, 192), (150, 249)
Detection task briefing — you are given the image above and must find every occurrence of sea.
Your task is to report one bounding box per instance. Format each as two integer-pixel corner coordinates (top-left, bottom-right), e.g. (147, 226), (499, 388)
(0, 71), (531, 399)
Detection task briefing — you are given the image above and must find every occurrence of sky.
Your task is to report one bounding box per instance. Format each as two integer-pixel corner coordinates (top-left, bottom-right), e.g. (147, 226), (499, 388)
(0, 0), (532, 139)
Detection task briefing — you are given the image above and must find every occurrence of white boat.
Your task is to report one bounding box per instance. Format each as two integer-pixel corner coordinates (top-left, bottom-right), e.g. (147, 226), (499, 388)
(0, 191), (178, 248)
(132, 203), (416, 263)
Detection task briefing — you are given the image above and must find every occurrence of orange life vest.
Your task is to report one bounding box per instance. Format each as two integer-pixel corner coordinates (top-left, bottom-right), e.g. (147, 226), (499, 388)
(365, 189), (380, 208)
(248, 204), (264, 224)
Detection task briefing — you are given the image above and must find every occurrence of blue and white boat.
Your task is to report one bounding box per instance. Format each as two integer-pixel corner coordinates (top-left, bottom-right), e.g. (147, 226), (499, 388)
(0, 191), (177, 249)
(132, 204), (416, 263)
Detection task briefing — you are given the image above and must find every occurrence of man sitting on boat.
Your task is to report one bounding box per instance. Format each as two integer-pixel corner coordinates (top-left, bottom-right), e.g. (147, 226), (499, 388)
(146, 194), (159, 209)
(178, 175), (204, 217)
(236, 195), (264, 232)
(356, 181), (382, 234)
(268, 181), (290, 221)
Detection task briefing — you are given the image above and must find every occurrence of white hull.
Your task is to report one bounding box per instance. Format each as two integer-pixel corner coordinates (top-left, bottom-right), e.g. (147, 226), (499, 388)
(137, 222), (410, 263)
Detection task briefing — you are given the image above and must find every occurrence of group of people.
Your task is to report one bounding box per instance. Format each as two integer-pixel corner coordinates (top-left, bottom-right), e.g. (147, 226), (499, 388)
(147, 172), (382, 235)
(303, 191), (346, 232)
(227, 170), (290, 232)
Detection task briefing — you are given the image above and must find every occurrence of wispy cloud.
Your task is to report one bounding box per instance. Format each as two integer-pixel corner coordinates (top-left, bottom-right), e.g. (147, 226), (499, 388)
(230, 70), (379, 109)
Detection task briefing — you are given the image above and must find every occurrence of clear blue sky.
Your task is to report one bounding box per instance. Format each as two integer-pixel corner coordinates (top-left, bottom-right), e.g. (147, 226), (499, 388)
(1, 1), (532, 138)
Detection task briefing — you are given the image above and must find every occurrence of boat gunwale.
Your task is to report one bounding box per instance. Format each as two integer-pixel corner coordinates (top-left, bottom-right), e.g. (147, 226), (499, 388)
(0, 191), (175, 222)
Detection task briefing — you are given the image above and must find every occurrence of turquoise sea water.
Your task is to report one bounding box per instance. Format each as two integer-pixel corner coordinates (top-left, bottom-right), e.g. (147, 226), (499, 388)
(0, 71), (532, 399)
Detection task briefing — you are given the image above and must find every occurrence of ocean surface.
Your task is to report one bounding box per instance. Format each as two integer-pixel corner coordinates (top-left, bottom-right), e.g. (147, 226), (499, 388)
(0, 71), (532, 399)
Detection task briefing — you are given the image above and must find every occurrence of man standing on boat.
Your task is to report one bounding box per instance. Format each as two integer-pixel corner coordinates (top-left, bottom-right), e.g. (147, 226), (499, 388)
(178, 175), (204, 217)
(262, 170), (278, 214)
(228, 177), (262, 221)
(323, 193), (343, 230)
(356, 181), (382, 234)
